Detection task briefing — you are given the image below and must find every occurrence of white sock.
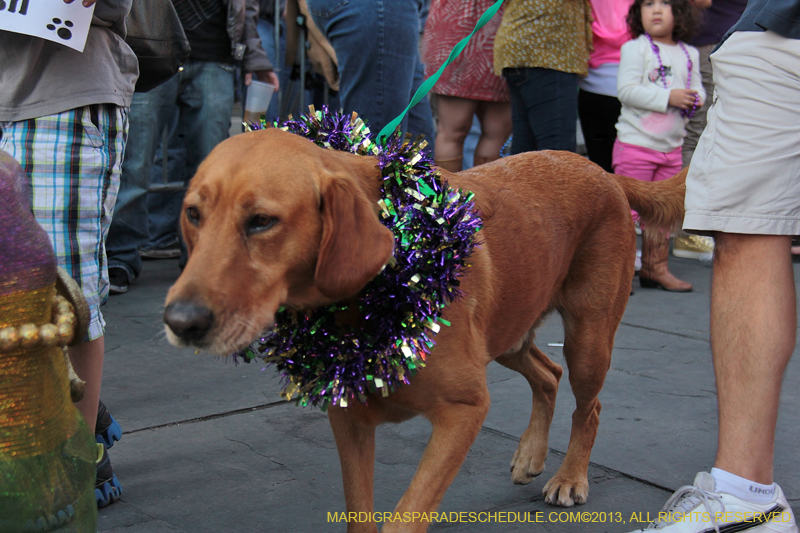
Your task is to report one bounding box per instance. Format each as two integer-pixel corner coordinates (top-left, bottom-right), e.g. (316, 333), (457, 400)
(711, 467), (776, 504)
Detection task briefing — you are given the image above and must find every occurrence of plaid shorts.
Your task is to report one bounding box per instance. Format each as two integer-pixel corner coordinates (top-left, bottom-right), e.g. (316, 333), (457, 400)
(0, 105), (128, 341)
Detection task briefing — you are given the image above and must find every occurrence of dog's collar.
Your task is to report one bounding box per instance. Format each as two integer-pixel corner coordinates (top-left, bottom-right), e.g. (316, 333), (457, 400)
(238, 108), (482, 410)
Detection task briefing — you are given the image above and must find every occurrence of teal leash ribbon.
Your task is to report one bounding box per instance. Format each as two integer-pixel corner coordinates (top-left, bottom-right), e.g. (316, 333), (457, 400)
(376, 0), (506, 146)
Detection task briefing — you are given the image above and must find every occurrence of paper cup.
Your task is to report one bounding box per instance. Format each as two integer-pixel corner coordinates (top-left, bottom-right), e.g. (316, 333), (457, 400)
(244, 80), (274, 124)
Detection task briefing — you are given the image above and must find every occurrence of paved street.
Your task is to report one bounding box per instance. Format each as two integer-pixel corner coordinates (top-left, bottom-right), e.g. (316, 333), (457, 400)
(96, 255), (800, 532)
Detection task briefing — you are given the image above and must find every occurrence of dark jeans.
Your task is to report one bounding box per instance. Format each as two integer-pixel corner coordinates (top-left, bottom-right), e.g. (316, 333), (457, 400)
(503, 67), (578, 154)
(306, 0), (435, 145)
(145, 105), (186, 252)
(578, 89), (621, 173)
(106, 60), (235, 279)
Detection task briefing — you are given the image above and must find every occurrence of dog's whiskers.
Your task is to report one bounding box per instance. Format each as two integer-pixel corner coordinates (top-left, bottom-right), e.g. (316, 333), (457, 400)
(215, 312), (267, 354)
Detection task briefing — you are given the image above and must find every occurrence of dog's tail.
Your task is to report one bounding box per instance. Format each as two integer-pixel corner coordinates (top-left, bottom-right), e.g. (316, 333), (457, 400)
(611, 168), (686, 237)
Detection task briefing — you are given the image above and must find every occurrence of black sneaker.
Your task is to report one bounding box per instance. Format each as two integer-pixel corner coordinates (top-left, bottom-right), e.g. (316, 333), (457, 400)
(108, 268), (129, 295)
(95, 400), (122, 448)
(95, 444), (122, 508)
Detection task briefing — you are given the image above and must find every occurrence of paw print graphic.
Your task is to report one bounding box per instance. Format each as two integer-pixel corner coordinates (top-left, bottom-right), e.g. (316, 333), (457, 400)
(46, 18), (74, 40)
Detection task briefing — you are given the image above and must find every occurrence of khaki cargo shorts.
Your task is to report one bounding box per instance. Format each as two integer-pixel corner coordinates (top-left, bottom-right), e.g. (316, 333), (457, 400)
(684, 30), (800, 236)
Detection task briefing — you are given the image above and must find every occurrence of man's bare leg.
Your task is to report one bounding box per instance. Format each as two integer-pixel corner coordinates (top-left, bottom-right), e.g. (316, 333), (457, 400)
(69, 336), (104, 433)
(711, 233), (795, 485)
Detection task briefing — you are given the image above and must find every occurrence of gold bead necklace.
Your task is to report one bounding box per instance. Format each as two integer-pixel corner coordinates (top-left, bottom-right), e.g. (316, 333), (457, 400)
(0, 295), (77, 352)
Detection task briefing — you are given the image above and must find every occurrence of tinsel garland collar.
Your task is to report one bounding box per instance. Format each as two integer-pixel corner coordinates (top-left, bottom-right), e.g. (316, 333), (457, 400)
(237, 108), (482, 410)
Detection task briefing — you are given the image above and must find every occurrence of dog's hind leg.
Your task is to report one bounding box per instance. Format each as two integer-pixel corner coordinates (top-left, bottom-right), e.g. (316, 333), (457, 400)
(538, 198), (633, 507)
(541, 306), (623, 507)
(328, 406), (379, 533)
(496, 339), (563, 485)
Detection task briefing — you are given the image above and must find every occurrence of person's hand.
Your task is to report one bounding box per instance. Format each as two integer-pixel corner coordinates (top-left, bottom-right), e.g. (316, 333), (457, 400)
(669, 89), (699, 110)
(244, 70), (280, 90)
(64, 0), (97, 6)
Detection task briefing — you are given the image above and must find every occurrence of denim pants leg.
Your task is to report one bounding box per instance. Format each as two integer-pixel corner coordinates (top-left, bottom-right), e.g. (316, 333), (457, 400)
(256, 17), (291, 122)
(306, 0), (435, 144)
(145, 106), (187, 251)
(504, 67), (578, 154)
(106, 76), (180, 280)
(177, 61), (235, 186)
(406, 52), (436, 149)
(146, 60), (235, 265)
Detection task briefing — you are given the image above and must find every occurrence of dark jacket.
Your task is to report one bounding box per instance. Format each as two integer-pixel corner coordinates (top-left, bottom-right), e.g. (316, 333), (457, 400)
(226, 0), (273, 71)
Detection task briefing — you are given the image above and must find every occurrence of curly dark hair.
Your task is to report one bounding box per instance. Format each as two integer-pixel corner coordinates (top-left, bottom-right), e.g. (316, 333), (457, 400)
(627, 0), (700, 42)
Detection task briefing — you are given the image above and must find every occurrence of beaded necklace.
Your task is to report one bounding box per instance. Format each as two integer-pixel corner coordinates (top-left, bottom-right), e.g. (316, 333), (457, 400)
(0, 295), (78, 351)
(644, 32), (699, 119)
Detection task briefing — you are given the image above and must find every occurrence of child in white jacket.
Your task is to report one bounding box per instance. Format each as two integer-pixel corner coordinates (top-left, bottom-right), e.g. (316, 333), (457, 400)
(614, 0), (703, 292)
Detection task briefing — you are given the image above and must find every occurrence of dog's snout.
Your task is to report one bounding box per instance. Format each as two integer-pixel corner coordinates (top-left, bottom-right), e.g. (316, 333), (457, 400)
(164, 301), (215, 343)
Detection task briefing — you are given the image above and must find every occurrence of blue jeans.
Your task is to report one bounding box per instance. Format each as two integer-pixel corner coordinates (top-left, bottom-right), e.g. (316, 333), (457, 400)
(306, 0), (435, 147)
(106, 60), (235, 279)
(146, 105), (186, 251)
(504, 67), (578, 154)
(256, 17), (288, 121)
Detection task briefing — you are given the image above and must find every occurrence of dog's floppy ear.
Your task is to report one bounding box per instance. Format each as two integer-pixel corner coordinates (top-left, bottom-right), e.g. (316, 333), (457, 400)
(315, 169), (395, 301)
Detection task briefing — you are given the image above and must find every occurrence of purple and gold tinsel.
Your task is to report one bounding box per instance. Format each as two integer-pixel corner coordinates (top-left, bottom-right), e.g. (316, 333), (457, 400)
(237, 108), (482, 410)
(0, 150), (97, 531)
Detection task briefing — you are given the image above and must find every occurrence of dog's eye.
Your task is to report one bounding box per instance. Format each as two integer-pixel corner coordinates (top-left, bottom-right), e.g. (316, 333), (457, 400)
(186, 206), (200, 226)
(246, 215), (278, 236)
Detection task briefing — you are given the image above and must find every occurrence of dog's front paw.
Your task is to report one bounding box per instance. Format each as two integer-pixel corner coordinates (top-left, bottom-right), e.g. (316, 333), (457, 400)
(541, 476), (589, 507)
(509, 439), (546, 485)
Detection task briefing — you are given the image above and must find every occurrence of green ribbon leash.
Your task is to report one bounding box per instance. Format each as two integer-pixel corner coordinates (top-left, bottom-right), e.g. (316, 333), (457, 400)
(376, 0), (506, 146)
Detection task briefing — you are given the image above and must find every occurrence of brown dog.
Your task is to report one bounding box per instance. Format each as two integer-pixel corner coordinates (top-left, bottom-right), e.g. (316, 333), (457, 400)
(164, 128), (685, 532)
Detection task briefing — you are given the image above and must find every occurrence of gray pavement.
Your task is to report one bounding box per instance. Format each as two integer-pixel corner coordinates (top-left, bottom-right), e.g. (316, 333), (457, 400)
(96, 255), (800, 532)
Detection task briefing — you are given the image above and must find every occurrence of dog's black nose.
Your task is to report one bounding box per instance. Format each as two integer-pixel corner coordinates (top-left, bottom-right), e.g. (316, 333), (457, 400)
(164, 301), (214, 342)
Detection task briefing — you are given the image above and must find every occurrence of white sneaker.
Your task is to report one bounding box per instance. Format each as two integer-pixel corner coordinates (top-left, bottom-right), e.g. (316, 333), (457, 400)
(628, 472), (798, 533)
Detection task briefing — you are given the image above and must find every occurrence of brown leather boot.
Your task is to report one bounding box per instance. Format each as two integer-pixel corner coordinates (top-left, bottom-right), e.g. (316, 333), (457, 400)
(640, 237), (693, 292)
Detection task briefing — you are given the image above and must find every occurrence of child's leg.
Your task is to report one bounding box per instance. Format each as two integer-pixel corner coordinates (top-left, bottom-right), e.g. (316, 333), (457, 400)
(653, 146), (684, 182)
(1, 104), (125, 428)
(611, 139), (663, 179)
(640, 147), (693, 292)
(612, 139), (660, 222)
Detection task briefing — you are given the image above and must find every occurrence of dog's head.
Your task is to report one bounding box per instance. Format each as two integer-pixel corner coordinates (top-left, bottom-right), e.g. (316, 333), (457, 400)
(163, 129), (395, 354)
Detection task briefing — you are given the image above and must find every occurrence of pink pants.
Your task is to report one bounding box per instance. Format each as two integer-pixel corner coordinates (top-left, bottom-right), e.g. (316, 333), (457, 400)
(612, 139), (683, 222)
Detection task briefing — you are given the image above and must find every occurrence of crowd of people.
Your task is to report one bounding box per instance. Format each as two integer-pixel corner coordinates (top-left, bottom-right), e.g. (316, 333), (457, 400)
(1, 0), (799, 532)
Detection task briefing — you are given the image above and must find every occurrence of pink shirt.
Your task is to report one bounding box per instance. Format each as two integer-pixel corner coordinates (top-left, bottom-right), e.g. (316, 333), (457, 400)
(588, 0), (635, 69)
